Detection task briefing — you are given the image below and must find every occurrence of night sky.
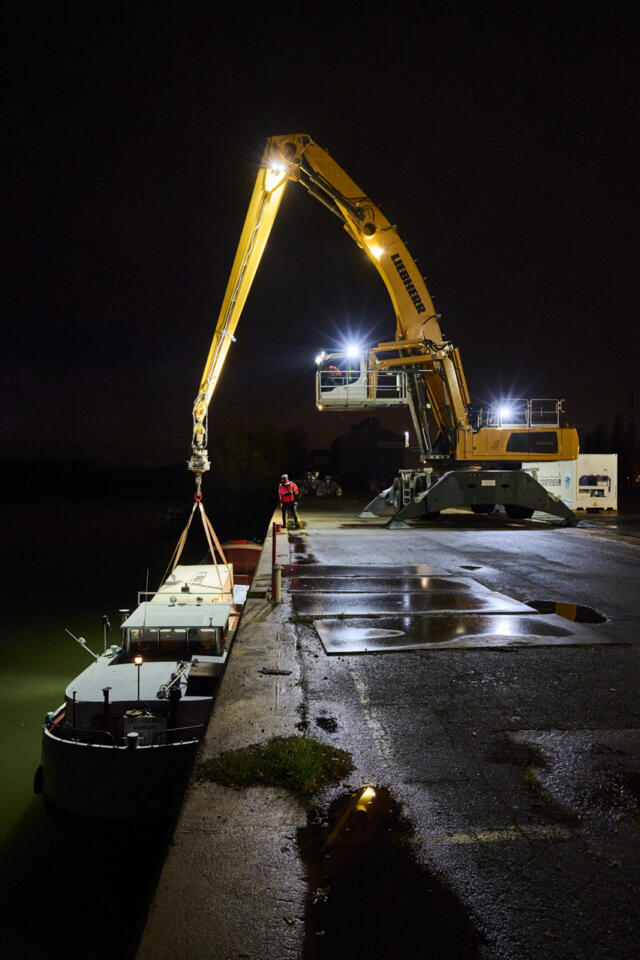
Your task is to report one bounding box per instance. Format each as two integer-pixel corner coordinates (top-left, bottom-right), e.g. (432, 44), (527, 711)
(5, 1), (639, 464)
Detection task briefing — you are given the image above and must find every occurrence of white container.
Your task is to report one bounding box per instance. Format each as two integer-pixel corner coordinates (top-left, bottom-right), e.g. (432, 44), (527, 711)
(523, 454), (618, 512)
(574, 454), (618, 510)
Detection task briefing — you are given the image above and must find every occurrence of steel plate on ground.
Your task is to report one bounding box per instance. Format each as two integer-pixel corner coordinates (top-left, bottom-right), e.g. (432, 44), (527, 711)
(313, 614), (622, 654)
(293, 589), (532, 617)
(283, 564), (447, 577)
(291, 576), (492, 594)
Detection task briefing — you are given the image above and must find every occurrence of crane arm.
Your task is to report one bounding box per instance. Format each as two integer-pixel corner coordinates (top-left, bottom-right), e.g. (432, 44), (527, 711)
(188, 145), (290, 484)
(189, 134), (470, 485)
(280, 135), (444, 345)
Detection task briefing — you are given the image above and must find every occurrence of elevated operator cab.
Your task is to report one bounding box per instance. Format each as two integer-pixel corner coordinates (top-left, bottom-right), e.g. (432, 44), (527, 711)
(315, 351), (407, 409)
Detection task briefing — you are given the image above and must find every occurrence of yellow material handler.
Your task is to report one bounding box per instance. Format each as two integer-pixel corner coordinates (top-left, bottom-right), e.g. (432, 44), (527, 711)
(188, 134), (579, 525)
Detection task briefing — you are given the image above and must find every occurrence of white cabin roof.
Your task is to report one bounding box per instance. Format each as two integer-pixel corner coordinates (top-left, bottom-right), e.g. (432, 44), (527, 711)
(122, 601), (233, 629)
(152, 564), (233, 602)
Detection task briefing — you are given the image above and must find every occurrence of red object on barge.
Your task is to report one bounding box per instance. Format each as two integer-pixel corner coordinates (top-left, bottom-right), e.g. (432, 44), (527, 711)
(221, 541), (262, 583)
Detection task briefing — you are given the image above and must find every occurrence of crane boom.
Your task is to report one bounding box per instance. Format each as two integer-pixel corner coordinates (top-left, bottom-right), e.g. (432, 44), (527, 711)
(188, 144), (290, 483)
(189, 133), (471, 485)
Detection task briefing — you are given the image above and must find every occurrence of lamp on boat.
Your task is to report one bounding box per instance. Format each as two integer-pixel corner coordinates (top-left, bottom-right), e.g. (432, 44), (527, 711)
(134, 655), (143, 700)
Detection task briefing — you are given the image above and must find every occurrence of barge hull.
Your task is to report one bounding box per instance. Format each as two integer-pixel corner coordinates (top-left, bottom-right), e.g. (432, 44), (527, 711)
(42, 727), (198, 822)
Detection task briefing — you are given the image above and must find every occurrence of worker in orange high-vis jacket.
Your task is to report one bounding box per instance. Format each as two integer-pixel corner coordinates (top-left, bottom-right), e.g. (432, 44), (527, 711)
(278, 474), (300, 528)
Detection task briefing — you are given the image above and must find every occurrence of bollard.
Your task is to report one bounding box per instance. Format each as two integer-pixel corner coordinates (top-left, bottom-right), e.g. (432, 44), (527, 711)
(273, 565), (282, 604)
(126, 732), (139, 749)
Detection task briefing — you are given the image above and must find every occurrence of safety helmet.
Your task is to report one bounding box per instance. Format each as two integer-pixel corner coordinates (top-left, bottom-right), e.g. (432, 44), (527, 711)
(281, 474), (288, 481)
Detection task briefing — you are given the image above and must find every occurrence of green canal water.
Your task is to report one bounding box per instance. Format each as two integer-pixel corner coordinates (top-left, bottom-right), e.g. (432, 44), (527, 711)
(0, 500), (223, 959)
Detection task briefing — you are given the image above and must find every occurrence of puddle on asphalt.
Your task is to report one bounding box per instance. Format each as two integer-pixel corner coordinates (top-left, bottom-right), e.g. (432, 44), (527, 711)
(315, 716), (338, 733)
(460, 564), (482, 570)
(289, 536), (319, 565)
(291, 576), (491, 594)
(312, 613), (622, 654)
(298, 787), (482, 959)
(525, 601), (606, 623)
(295, 589), (531, 617)
(283, 564), (445, 578)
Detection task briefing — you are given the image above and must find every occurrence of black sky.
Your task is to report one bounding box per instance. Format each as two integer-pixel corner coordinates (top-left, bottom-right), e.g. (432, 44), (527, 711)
(4, 1), (639, 463)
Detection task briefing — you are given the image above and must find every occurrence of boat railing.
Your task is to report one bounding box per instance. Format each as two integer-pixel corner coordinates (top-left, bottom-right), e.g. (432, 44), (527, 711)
(151, 724), (202, 745)
(45, 717), (203, 748)
(45, 721), (117, 747)
(136, 589), (156, 604)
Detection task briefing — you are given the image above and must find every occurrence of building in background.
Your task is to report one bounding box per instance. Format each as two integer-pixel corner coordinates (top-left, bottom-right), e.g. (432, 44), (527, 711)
(328, 418), (415, 493)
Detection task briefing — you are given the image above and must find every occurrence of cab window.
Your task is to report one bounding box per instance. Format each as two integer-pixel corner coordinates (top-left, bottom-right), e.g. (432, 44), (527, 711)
(320, 358), (362, 387)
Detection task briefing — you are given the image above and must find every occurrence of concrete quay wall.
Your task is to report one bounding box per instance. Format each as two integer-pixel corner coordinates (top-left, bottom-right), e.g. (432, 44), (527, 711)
(137, 512), (307, 959)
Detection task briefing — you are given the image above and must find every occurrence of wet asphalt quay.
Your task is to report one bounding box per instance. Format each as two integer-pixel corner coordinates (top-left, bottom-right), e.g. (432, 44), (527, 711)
(138, 498), (640, 960)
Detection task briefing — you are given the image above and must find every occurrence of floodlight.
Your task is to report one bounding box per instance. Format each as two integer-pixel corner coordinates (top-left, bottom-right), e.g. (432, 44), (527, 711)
(265, 163), (287, 192)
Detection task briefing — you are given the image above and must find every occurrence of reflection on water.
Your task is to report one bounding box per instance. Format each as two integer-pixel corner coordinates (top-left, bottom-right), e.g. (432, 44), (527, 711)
(291, 576), (479, 593)
(525, 600), (607, 623)
(298, 786), (482, 959)
(312, 613), (599, 655)
(294, 589), (531, 616)
(283, 563), (444, 577)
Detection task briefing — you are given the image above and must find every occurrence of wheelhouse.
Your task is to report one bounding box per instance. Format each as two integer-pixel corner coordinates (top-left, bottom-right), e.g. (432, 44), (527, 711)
(121, 602), (233, 659)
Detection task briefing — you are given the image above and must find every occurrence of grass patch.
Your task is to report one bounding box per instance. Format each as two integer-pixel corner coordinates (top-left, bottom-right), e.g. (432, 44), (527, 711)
(523, 768), (581, 823)
(197, 735), (354, 804)
(524, 768), (554, 803)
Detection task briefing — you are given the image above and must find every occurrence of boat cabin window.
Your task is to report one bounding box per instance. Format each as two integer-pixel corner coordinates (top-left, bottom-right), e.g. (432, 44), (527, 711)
(126, 625), (223, 656)
(129, 628), (159, 652)
(188, 627), (220, 654)
(159, 628), (188, 652)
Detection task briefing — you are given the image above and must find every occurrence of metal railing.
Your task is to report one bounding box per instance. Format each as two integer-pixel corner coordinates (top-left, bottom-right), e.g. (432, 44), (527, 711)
(45, 718), (203, 748)
(151, 724), (203, 745)
(476, 399), (563, 429)
(45, 720), (117, 747)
